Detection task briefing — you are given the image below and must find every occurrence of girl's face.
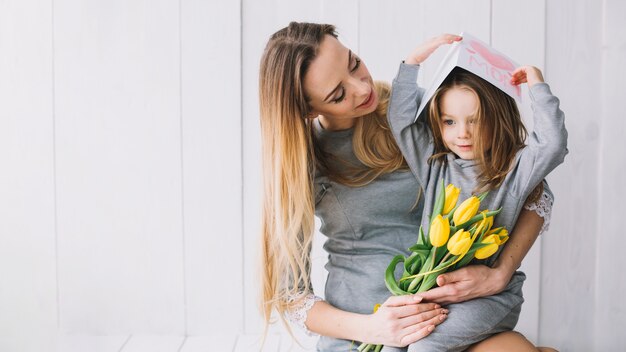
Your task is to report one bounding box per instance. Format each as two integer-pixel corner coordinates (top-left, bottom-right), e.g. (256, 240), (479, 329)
(303, 35), (377, 131)
(439, 86), (482, 160)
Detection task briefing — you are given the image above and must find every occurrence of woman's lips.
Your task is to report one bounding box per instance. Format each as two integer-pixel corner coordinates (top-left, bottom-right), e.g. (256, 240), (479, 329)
(357, 89), (375, 109)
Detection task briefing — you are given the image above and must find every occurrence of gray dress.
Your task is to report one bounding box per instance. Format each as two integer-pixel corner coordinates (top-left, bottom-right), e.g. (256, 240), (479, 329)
(313, 118), (424, 351)
(385, 63), (568, 351)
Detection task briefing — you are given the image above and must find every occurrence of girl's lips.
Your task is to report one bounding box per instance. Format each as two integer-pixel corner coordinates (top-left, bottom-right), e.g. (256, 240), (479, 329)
(458, 145), (473, 150)
(357, 89), (375, 109)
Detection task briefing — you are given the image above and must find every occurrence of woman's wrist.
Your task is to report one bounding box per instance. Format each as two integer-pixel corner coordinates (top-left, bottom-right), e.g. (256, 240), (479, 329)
(492, 257), (517, 292)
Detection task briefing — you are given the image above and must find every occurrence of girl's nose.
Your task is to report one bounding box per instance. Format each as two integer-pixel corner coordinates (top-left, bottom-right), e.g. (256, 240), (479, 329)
(458, 124), (471, 139)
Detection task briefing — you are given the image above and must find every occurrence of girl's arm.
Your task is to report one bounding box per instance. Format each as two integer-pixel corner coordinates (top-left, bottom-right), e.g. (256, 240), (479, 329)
(303, 296), (447, 347)
(509, 66), (568, 199)
(387, 34), (461, 186)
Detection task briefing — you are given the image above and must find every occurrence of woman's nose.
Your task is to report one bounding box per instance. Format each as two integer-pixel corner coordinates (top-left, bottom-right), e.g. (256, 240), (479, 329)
(351, 77), (370, 98)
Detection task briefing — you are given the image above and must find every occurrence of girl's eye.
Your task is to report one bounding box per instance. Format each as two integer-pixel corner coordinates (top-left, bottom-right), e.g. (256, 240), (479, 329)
(351, 57), (361, 73)
(443, 119), (454, 126)
(332, 87), (346, 104)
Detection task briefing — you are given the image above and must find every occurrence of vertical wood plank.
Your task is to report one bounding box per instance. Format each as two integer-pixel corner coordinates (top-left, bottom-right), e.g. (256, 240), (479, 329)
(321, 0), (359, 52)
(54, 0), (185, 334)
(359, 0), (424, 83)
(595, 0), (626, 349)
(241, 0), (322, 334)
(181, 0), (242, 335)
(492, 0), (546, 343)
(542, 0), (602, 349)
(0, 1), (57, 351)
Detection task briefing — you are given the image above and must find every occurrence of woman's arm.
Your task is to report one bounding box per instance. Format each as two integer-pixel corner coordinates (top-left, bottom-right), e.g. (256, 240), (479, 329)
(418, 207), (543, 304)
(301, 295), (447, 347)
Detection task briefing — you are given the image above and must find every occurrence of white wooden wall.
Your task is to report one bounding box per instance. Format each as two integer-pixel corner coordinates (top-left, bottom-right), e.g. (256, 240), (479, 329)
(1, 0), (624, 351)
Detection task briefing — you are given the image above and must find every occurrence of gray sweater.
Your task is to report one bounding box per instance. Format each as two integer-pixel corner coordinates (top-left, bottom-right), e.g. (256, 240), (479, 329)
(312, 118), (424, 351)
(389, 63), (568, 267)
(383, 63), (567, 351)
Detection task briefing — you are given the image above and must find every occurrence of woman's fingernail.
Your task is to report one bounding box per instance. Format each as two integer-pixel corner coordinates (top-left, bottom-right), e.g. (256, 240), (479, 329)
(434, 304), (441, 309)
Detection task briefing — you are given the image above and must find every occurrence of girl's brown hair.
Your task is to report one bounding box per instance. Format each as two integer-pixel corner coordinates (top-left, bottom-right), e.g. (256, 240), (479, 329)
(428, 67), (527, 193)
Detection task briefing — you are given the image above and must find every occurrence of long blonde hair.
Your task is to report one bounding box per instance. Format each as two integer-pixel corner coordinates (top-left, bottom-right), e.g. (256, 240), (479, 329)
(258, 22), (407, 332)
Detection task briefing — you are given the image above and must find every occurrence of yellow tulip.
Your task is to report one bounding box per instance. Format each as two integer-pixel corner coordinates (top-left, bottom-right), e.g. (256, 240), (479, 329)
(473, 211), (494, 235)
(443, 184), (461, 215)
(430, 214), (450, 247)
(447, 229), (472, 255)
(487, 227), (509, 244)
(474, 234), (499, 259)
(453, 196), (480, 225)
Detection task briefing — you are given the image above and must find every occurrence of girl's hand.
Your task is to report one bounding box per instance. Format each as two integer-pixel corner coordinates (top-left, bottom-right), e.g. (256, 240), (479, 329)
(362, 295), (448, 347)
(416, 265), (511, 305)
(511, 66), (545, 87)
(405, 34), (462, 65)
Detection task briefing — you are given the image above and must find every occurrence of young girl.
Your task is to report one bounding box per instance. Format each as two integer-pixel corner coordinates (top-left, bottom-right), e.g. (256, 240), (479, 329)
(386, 41), (568, 351)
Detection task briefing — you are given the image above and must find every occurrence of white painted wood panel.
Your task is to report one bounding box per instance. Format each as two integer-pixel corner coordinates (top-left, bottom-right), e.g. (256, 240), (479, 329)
(595, 0), (626, 349)
(120, 335), (185, 352)
(0, 1), (57, 352)
(241, 0), (323, 334)
(542, 0), (602, 349)
(420, 0), (491, 87)
(56, 334), (129, 352)
(178, 334), (237, 352)
(359, 0), (424, 84)
(180, 0), (242, 335)
(233, 333), (281, 352)
(492, 0), (546, 343)
(54, 0), (185, 334)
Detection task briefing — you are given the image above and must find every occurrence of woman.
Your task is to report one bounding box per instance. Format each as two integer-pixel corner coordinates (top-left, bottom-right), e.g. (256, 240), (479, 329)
(258, 22), (555, 351)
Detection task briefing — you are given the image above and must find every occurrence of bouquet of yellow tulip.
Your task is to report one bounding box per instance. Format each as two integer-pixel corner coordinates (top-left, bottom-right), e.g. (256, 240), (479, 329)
(357, 180), (509, 352)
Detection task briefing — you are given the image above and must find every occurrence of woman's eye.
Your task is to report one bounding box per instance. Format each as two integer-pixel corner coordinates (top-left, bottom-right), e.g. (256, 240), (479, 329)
(351, 57), (361, 72)
(332, 87), (345, 103)
(443, 119), (454, 126)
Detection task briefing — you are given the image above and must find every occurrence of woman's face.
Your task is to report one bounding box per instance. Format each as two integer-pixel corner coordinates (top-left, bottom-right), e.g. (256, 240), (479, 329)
(303, 35), (377, 131)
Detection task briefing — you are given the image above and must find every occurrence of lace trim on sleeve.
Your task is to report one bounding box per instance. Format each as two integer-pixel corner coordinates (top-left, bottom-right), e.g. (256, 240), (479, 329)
(285, 293), (323, 336)
(523, 189), (553, 236)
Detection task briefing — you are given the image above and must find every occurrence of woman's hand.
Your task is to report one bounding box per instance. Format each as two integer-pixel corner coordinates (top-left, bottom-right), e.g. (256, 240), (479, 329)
(416, 265), (512, 305)
(511, 66), (545, 87)
(405, 34), (462, 65)
(361, 295), (448, 347)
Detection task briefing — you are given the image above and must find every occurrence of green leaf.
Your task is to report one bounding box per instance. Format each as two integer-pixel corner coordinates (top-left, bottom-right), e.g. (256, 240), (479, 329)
(456, 208), (502, 230)
(385, 255), (410, 296)
(431, 179), (446, 223)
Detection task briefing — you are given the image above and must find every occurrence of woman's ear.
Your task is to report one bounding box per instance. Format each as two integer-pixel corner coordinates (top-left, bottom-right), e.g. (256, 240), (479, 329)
(304, 111), (319, 119)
